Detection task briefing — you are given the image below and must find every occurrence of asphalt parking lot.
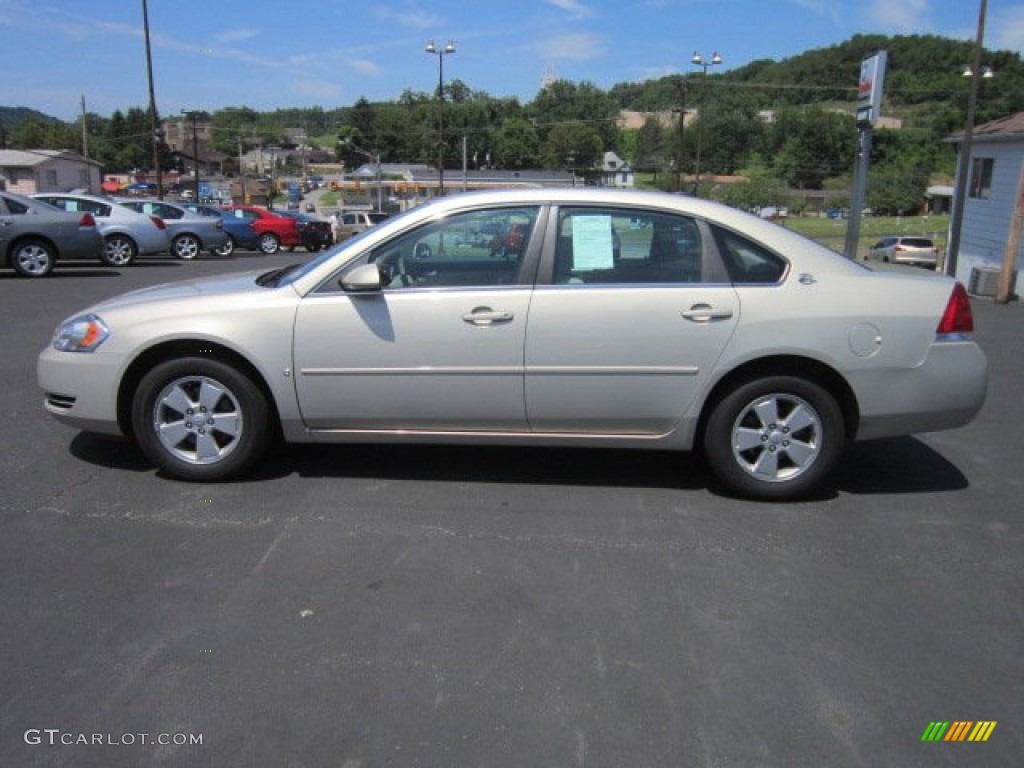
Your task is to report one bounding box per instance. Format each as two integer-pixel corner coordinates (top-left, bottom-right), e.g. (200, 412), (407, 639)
(1, 254), (1021, 767)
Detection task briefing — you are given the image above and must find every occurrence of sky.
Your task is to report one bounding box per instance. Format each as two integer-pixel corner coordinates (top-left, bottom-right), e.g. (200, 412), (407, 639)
(2, 0), (1023, 123)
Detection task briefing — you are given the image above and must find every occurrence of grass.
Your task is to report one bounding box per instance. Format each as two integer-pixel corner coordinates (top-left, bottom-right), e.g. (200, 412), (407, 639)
(780, 213), (948, 257)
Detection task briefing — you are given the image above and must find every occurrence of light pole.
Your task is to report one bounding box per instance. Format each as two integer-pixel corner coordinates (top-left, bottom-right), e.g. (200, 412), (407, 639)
(673, 77), (688, 193)
(425, 39), (456, 196)
(690, 50), (722, 196)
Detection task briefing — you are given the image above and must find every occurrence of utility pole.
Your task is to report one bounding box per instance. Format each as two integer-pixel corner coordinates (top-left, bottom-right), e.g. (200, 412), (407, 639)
(80, 94), (89, 159)
(142, 0), (163, 199)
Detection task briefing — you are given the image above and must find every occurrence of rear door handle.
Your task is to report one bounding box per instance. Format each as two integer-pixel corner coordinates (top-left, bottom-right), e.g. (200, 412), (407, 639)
(681, 304), (734, 322)
(463, 307), (515, 326)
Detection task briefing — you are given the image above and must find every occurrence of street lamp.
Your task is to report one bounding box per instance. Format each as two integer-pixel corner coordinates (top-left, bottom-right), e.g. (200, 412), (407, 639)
(690, 50), (722, 196)
(425, 39), (456, 196)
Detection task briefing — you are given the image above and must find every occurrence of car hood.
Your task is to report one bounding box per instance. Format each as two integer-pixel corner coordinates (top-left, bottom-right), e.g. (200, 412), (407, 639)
(86, 269), (286, 314)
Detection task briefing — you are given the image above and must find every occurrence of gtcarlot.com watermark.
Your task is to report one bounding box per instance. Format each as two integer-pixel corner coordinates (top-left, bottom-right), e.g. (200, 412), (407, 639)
(25, 729), (203, 747)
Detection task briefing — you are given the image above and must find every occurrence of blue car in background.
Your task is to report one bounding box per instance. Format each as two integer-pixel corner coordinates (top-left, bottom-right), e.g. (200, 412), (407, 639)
(178, 202), (259, 256)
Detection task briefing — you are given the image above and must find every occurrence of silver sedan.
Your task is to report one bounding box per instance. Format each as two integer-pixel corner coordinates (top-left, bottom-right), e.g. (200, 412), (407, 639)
(116, 199), (228, 259)
(32, 192), (170, 267)
(2, 190), (104, 276)
(38, 189), (988, 499)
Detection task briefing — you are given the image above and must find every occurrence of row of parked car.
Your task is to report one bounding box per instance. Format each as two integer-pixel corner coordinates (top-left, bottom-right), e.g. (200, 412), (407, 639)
(0, 190), (333, 277)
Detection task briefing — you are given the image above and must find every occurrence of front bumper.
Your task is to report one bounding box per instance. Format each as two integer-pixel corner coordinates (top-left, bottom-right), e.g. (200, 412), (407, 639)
(38, 346), (125, 436)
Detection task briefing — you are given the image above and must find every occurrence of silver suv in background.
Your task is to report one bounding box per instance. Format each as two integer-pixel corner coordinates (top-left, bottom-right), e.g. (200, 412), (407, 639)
(866, 236), (939, 269)
(333, 210), (389, 242)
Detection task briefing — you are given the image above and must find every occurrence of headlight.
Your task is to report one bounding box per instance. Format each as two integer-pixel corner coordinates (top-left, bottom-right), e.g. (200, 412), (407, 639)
(52, 314), (109, 353)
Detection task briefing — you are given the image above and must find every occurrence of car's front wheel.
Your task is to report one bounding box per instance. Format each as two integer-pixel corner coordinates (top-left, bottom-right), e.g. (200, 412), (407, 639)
(258, 233), (280, 254)
(102, 234), (137, 267)
(10, 239), (56, 277)
(131, 357), (271, 481)
(703, 376), (845, 500)
(213, 235), (235, 257)
(173, 234), (201, 260)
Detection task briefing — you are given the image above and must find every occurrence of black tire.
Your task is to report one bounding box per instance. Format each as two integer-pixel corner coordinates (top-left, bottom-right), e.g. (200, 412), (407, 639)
(131, 357), (270, 481)
(258, 233), (280, 254)
(213, 236), (235, 257)
(101, 234), (138, 267)
(173, 234), (202, 260)
(10, 239), (56, 277)
(703, 376), (845, 500)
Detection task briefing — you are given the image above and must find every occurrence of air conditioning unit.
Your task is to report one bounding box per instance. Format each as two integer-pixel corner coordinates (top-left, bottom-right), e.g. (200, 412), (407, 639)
(968, 266), (1010, 297)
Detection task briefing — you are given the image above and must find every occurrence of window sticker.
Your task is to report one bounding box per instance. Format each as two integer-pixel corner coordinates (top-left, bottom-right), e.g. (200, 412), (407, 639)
(571, 215), (614, 270)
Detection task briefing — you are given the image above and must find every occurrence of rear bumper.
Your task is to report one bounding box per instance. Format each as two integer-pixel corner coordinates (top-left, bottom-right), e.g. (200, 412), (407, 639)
(852, 340), (988, 440)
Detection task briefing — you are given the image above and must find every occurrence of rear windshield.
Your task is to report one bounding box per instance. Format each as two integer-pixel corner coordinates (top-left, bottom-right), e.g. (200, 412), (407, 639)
(900, 238), (934, 248)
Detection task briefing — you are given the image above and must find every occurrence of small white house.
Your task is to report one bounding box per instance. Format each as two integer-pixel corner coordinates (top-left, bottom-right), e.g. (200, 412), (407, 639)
(598, 151), (634, 188)
(0, 149), (102, 195)
(948, 112), (1024, 297)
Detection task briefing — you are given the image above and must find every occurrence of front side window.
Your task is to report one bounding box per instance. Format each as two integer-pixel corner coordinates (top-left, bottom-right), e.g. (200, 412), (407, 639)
(369, 206), (539, 289)
(554, 207), (703, 284)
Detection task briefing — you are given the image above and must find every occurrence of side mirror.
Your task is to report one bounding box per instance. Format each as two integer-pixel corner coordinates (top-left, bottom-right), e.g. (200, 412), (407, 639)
(340, 263), (384, 292)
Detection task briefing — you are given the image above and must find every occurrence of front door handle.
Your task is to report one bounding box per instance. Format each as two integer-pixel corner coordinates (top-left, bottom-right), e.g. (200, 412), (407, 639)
(681, 304), (734, 323)
(463, 307), (514, 326)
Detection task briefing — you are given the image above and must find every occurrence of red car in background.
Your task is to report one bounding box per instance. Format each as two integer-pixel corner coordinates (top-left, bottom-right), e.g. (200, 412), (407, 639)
(220, 205), (302, 254)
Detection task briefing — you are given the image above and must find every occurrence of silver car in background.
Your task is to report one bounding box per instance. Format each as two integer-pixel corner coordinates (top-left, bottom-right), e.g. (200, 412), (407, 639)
(32, 192), (170, 267)
(38, 188), (987, 500)
(116, 199), (228, 260)
(1, 190), (104, 277)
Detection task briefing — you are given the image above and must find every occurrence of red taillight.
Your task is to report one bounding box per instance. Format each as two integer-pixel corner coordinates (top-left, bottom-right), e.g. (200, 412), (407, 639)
(78, 213), (96, 228)
(150, 215), (167, 230)
(936, 283), (974, 336)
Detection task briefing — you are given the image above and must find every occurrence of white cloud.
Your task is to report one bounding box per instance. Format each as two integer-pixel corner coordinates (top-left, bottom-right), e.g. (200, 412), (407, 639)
(217, 28), (260, 43)
(349, 58), (382, 76)
(546, 0), (594, 19)
(990, 6), (1024, 54)
(374, 6), (442, 30)
(531, 32), (605, 61)
(863, 0), (931, 34)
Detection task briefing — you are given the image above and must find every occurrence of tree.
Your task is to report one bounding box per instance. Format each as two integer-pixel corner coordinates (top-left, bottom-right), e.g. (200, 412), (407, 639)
(493, 118), (539, 169)
(541, 122), (603, 175)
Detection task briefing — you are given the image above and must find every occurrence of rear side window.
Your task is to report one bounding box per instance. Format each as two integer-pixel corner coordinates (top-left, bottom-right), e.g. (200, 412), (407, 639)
(713, 226), (787, 284)
(47, 198), (111, 216)
(554, 207), (703, 284)
(900, 238), (934, 248)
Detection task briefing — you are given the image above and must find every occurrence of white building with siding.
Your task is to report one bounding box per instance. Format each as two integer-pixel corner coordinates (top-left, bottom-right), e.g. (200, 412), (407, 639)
(949, 112), (1024, 296)
(0, 149), (102, 195)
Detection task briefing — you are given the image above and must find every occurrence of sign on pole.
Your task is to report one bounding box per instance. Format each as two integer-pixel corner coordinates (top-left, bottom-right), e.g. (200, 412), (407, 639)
(856, 52), (888, 127)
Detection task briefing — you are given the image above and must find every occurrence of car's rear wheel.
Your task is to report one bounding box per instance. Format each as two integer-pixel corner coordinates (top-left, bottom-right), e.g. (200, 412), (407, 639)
(10, 240), (56, 277)
(131, 357), (270, 481)
(213, 235), (235, 257)
(173, 234), (201, 260)
(102, 234), (137, 267)
(704, 376), (844, 500)
(258, 233), (280, 254)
